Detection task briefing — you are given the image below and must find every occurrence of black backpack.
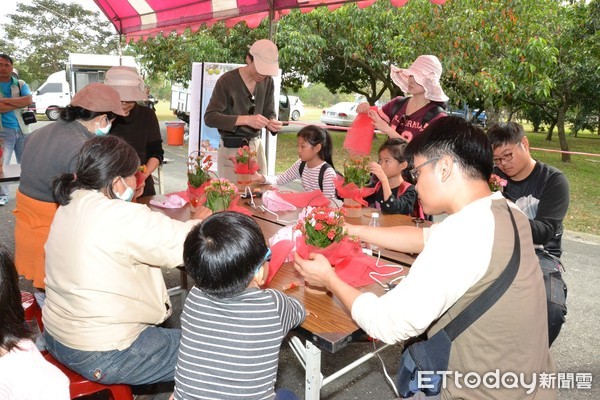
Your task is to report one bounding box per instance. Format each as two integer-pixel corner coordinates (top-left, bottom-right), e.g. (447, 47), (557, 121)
(298, 161), (342, 192)
(389, 97), (445, 126)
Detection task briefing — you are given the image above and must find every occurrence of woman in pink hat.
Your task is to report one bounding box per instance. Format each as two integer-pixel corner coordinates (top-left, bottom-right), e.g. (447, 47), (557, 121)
(357, 55), (448, 142)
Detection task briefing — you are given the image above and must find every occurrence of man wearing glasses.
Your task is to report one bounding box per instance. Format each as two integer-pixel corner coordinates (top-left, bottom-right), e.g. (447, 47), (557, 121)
(205, 39), (283, 182)
(295, 116), (556, 399)
(488, 122), (569, 346)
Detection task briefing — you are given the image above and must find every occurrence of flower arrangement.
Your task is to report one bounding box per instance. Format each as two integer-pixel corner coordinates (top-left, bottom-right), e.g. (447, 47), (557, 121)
(343, 153), (371, 188)
(294, 206), (347, 248)
(231, 145), (259, 174)
(203, 178), (239, 212)
(489, 173), (507, 192)
(187, 151), (213, 188)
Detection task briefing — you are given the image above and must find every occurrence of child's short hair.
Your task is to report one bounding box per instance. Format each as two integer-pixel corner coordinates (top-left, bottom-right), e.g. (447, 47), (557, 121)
(183, 212), (269, 298)
(378, 138), (408, 164)
(297, 125), (335, 168)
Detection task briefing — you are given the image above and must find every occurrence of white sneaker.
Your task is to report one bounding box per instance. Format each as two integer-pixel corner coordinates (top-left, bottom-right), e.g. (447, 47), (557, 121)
(0, 196), (8, 206)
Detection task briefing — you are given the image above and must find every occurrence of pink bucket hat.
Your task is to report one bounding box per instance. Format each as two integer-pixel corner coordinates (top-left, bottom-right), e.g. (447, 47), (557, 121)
(249, 39), (279, 76)
(104, 66), (147, 102)
(70, 83), (126, 116)
(390, 55), (449, 103)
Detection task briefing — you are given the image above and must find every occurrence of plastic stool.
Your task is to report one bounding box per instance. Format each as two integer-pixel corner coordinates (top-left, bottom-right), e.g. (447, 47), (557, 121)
(20, 291), (133, 400)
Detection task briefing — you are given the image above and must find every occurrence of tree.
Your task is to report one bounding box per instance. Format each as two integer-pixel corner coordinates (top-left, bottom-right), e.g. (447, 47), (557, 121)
(2, 0), (118, 87)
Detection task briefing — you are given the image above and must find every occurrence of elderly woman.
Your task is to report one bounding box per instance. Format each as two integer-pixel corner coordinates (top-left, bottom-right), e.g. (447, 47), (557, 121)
(42, 136), (209, 386)
(14, 83), (126, 302)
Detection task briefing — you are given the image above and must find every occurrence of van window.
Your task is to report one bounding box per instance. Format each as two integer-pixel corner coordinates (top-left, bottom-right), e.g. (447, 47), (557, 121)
(38, 83), (63, 95)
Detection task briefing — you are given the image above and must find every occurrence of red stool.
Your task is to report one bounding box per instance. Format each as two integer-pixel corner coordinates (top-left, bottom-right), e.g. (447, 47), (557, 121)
(21, 291), (133, 400)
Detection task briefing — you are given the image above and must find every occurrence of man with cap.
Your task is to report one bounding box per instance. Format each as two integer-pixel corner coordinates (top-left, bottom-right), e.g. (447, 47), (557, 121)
(105, 66), (164, 197)
(14, 83), (126, 307)
(357, 55), (448, 143)
(204, 39), (283, 182)
(0, 54), (33, 206)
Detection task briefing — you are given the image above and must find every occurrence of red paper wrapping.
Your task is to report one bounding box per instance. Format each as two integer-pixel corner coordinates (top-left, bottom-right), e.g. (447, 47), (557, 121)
(185, 181), (211, 207)
(225, 195), (253, 216)
(233, 160), (260, 174)
(333, 175), (380, 206)
(343, 106), (377, 155)
(265, 240), (295, 285)
(277, 190), (330, 208)
(295, 235), (402, 288)
(135, 171), (146, 188)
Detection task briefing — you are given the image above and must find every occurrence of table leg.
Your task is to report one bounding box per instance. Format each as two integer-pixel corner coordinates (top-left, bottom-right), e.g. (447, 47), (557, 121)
(305, 341), (323, 400)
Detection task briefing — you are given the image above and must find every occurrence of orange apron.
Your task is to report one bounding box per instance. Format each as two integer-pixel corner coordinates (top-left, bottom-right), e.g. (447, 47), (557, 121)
(13, 189), (58, 289)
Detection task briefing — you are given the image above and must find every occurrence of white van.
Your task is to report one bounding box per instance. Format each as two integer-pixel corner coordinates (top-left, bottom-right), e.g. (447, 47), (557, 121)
(31, 71), (70, 120)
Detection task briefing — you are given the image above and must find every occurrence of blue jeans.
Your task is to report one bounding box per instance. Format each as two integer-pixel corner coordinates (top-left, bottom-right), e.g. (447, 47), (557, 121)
(44, 326), (181, 385)
(0, 126), (25, 196)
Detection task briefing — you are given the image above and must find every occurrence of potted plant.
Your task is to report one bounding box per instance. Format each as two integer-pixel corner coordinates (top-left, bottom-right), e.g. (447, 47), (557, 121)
(203, 178), (239, 212)
(230, 145), (259, 186)
(334, 152), (379, 217)
(187, 151), (213, 209)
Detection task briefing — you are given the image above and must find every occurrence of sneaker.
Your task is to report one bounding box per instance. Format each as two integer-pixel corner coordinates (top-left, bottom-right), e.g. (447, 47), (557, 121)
(0, 196), (8, 206)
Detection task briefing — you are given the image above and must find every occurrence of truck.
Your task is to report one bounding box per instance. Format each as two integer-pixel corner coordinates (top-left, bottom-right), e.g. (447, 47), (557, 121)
(31, 53), (138, 120)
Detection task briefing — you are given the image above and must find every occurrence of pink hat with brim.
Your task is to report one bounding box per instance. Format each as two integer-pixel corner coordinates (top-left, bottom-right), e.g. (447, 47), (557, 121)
(104, 66), (147, 102)
(390, 55), (449, 103)
(70, 83), (126, 116)
(249, 39), (280, 76)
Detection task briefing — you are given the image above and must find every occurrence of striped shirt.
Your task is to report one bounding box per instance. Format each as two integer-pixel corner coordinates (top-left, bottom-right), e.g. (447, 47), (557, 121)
(264, 159), (338, 199)
(173, 287), (306, 399)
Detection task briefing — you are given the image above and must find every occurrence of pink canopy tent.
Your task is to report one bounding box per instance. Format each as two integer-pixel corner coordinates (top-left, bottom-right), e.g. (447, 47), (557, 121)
(93, 0), (445, 41)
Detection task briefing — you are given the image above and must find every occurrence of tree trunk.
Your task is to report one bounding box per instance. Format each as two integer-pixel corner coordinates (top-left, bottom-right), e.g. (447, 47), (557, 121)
(556, 107), (571, 163)
(545, 119), (557, 141)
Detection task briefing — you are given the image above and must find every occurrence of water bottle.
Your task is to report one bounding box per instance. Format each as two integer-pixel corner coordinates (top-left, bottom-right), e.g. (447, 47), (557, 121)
(368, 212), (380, 252)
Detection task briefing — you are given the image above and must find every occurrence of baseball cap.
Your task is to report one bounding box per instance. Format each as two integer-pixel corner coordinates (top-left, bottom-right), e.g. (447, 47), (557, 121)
(390, 55), (449, 103)
(249, 39), (279, 76)
(104, 66), (147, 102)
(70, 83), (126, 116)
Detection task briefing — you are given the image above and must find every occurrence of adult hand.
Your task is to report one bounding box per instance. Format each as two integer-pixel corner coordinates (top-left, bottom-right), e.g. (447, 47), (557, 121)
(191, 205), (212, 221)
(368, 161), (386, 182)
(367, 109), (391, 132)
(244, 114), (270, 129)
(293, 252), (336, 288)
(356, 102), (371, 113)
(267, 119), (283, 133)
(134, 182), (145, 199)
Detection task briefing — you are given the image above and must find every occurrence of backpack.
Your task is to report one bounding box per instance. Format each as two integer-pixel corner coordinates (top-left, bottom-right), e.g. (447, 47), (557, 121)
(389, 97), (445, 126)
(298, 161), (341, 192)
(397, 180), (425, 219)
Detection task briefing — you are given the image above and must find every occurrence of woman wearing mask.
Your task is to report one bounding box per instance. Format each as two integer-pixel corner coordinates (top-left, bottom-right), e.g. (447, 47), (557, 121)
(357, 55), (448, 143)
(14, 83), (125, 309)
(43, 136), (210, 386)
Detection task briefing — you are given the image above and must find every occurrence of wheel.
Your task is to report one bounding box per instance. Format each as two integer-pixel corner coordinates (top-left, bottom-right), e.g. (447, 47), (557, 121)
(46, 108), (61, 121)
(291, 110), (300, 121)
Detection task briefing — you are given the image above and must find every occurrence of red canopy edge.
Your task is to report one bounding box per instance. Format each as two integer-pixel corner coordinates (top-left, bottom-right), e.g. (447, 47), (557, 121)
(93, 0), (445, 42)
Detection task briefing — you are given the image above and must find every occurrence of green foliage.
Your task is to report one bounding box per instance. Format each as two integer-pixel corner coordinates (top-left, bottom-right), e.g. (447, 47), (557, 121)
(342, 153), (371, 188)
(2, 0), (118, 86)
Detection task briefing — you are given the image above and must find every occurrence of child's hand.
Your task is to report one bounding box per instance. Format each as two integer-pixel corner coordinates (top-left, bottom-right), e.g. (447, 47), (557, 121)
(368, 161), (386, 181)
(250, 172), (265, 183)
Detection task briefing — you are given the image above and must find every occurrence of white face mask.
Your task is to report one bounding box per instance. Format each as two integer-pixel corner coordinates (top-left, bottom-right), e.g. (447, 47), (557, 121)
(115, 177), (134, 202)
(95, 122), (112, 136)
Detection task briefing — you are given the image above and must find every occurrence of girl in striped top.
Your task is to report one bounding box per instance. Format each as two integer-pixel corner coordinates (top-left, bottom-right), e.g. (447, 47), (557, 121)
(253, 125), (338, 198)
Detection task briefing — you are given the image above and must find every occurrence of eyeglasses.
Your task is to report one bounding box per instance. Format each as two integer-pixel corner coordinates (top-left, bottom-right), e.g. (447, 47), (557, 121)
(248, 94), (255, 115)
(255, 248), (271, 274)
(493, 141), (521, 165)
(409, 157), (441, 183)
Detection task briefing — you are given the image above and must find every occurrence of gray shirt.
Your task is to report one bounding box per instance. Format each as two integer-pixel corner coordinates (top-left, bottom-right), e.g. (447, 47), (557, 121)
(19, 119), (95, 202)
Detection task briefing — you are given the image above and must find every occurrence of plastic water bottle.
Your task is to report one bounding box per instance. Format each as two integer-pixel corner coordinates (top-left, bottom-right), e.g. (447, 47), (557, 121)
(368, 212), (380, 252)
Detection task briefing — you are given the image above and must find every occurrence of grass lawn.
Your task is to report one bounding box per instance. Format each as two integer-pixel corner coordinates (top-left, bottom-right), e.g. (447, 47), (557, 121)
(154, 100), (599, 236)
(275, 125), (600, 236)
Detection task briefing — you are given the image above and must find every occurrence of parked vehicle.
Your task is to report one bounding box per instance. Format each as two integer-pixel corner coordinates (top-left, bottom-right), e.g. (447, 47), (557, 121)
(30, 53), (139, 120)
(288, 95), (305, 121)
(320, 102), (359, 127)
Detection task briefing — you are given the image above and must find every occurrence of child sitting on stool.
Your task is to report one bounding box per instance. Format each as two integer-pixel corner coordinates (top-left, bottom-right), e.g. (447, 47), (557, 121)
(173, 211), (306, 400)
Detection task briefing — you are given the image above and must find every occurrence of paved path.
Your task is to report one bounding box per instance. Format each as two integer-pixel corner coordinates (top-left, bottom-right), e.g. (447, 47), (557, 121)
(0, 120), (597, 398)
